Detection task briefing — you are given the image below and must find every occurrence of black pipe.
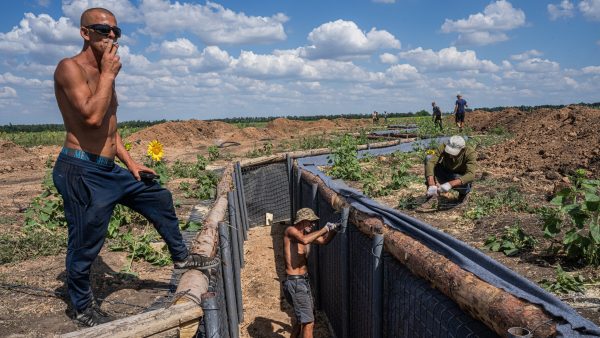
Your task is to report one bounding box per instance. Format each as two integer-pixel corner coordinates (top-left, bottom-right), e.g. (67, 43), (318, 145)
(234, 163), (248, 240)
(231, 186), (245, 269)
(310, 182), (321, 309)
(340, 208), (350, 338)
(201, 292), (221, 338)
(372, 233), (384, 338)
(227, 192), (244, 323)
(287, 154), (294, 223)
(235, 162), (250, 235)
(218, 221), (239, 338)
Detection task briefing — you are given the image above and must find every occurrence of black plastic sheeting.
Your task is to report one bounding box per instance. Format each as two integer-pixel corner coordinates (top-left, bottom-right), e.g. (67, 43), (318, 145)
(296, 139), (600, 337)
(370, 129), (417, 136)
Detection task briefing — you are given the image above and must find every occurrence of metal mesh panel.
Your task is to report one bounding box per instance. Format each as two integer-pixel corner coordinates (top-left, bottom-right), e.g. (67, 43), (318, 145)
(383, 255), (497, 338)
(317, 197), (350, 338)
(348, 223), (374, 338)
(241, 162), (291, 227)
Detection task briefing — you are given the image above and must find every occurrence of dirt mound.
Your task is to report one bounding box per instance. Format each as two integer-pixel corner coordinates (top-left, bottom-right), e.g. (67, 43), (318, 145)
(470, 106), (600, 175)
(0, 140), (30, 158)
(126, 120), (238, 147)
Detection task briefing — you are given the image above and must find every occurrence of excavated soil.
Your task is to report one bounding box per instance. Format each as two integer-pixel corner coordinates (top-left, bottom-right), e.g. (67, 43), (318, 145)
(0, 117), (368, 337)
(468, 105), (600, 175)
(1, 109), (599, 335)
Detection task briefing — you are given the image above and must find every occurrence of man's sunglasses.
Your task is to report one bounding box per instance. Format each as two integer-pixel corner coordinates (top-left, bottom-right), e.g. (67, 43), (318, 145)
(85, 24), (121, 38)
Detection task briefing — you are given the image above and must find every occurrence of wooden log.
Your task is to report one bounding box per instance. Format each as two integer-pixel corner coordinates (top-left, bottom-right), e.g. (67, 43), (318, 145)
(298, 167), (557, 338)
(174, 270), (209, 338)
(384, 231), (555, 337)
(59, 301), (203, 338)
(190, 195), (229, 257)
(240, 139), (408, 168)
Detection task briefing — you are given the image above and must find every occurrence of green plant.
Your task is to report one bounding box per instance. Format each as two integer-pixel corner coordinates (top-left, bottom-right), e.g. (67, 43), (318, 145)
(327, 134), (362, 181)
(542, 169), (600, 265)
(484, 223), (537, 256)
(170, 155), (209, 178)
(464, 187), (532, 220)
(539, 265), (585, 294)
(246, 141), (274, 158)
(208, 146), (220, 161)
(178, 171), (218, 200)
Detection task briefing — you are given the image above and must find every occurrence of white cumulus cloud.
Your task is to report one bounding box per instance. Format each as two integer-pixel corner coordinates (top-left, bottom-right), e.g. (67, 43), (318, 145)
(0, 86), (18, 98)
(160, 38), (198, 57)
(510, 49), (543, 61)
(399, 47), (499, 73)
(385, 64), (420, 81)
(0, 13), (80, 62)
(139, 0), (288, 45)
(380, 53), (398, 64)
(515, 58), (560, 73)
(579, 0), (600, 21)
(582, 65), (600, 74)
(61, 0), (142, 24)
(296, 20), (400, 60)
(441, 0), (525, 46)
(548, 1), (575, 20)
(158, 46), (232, 73)
(0, 73), (53, 87)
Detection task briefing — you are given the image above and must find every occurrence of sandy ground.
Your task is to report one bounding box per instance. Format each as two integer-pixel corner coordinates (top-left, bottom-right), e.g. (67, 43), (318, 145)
(239, 224), (331, 338)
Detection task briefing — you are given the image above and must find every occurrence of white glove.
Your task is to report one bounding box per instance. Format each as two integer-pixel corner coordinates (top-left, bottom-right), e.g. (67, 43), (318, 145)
(325, 222), (340, 232)
(439, 182), (452, 193)
(426, 186), (438, 197)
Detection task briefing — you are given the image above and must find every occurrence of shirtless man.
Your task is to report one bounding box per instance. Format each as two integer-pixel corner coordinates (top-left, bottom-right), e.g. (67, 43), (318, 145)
(53, 7), (218, 327)
(283, 208), (339, 338)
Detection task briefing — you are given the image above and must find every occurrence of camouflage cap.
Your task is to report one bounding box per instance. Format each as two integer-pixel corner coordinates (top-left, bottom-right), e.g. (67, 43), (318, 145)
(294, 208), (319, 224)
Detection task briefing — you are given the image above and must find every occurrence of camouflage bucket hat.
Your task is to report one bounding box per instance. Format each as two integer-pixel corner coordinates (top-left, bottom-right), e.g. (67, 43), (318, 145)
(294, 208), (319, 224)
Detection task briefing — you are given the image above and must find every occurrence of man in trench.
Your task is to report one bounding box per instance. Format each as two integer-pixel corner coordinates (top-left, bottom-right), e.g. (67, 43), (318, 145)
(418, 135), (476, 211)
(53, 7), (219, 327)
(283, 208), (339, 338)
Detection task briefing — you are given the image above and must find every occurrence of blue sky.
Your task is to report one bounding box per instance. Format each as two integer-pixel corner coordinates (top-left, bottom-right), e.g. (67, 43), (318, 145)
(0, 0), (598, 124)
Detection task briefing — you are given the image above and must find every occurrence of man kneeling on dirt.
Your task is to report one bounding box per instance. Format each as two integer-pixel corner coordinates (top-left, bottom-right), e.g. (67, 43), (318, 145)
(53, 7), (218, 327)
(420, 135), (476, 209)
(283, 208), (339, 338)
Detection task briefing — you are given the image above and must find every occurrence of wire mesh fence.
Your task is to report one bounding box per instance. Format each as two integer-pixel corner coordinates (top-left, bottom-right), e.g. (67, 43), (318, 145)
(241, 161), (291, 227)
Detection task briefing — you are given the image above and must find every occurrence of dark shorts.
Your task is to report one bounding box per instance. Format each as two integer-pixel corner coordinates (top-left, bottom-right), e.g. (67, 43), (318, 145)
(455, 111), (465, 123)
(283, 276), (314, 324)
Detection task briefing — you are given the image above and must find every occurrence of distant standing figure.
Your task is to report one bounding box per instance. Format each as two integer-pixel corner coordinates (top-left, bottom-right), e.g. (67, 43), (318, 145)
(454, 94), (468, 130)
(283, 208), (339, 338)
(372, 110), (379, 125)
(384, 111), (388, 124)
(431, 102), (443, 131)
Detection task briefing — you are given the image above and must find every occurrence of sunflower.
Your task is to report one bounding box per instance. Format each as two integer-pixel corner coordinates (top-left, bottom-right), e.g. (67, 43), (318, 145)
(147, 140), (164, 162)
(426, 149), (436, 156)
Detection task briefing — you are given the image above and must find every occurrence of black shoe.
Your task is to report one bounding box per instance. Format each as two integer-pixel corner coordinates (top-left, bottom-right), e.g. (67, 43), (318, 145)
(174, 253), (220, 270)
(75, 300), (113, 327)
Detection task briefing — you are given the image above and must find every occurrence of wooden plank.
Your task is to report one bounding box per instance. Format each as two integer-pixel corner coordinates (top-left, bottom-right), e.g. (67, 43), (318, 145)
(60, 302), (203, 338)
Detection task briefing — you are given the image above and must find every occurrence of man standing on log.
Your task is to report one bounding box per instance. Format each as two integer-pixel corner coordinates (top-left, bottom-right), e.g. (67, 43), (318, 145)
(418, 135), (476, 211)
(283, 208), (339, 338)
(53, 7), (218, 327)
